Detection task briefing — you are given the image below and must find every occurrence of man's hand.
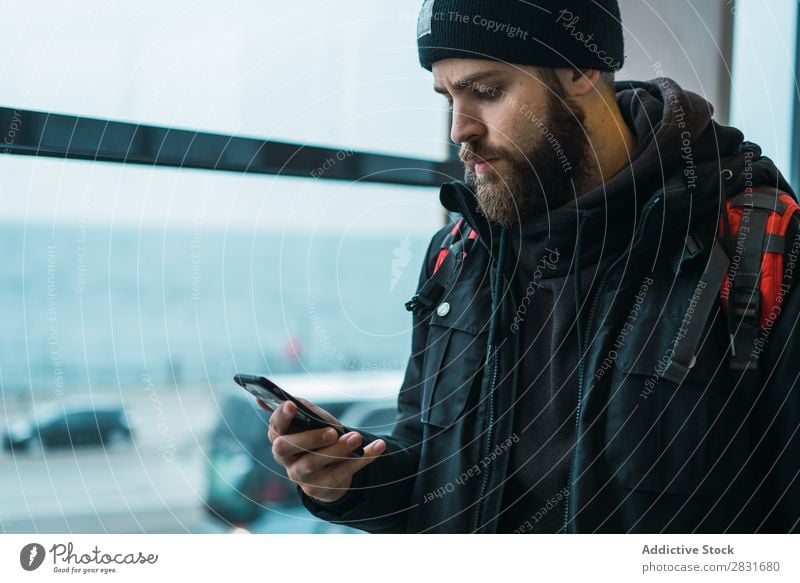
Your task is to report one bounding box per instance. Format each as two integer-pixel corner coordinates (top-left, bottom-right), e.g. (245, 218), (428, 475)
(259, 398), (386, 503)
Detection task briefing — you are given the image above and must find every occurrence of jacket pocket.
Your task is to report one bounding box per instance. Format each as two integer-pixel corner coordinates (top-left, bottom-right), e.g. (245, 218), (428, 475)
(420, 298), (489, 429)
(603, 313), (737, 497)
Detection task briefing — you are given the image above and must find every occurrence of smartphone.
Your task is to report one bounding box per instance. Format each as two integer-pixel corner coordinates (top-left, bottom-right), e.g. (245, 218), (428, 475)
(233, 373), (364, 456)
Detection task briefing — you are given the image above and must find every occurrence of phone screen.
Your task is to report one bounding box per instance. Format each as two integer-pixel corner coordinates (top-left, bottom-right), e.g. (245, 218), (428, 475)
(234, 374), (316, 418)
(236, 375), (291, 411)
(233, 373), (366, 457)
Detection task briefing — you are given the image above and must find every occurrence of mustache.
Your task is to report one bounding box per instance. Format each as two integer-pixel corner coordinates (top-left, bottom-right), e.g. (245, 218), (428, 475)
(459, 147), (503, 165)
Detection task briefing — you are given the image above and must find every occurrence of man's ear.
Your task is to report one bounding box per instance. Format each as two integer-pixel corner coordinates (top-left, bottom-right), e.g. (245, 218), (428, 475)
(556, 68), (601, 98)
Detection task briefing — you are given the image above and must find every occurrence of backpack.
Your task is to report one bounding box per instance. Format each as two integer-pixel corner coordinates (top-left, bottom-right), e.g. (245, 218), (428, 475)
(717, 186), (800, 371)
(406, 186), (800, 379)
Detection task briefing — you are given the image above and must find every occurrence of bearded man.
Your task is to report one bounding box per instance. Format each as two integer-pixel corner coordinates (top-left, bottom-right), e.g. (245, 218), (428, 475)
(267, 0), (800, 533)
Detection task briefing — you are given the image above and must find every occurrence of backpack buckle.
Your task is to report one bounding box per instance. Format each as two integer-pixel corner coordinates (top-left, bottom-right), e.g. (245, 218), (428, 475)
(672, 233), (705, 276)
(731, 273), (760, 321)
(662, 355), (697, 384)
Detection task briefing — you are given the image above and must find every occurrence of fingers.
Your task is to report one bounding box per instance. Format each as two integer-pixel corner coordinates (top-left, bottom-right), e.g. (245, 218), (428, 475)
(272, 426), (341, 463)
(298, 438), (387, 502)
(267, 399), (345, 444)
(255, 398), (274, 413)
(275, 429), (364, 470)
(296, 397), (343, 432)
(332, 438), (387, 478)
(267, 401), (297, 443)
(263, 397), (387, 503)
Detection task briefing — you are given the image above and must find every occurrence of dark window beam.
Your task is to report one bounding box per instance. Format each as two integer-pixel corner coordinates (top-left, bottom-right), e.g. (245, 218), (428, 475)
(0, 107), (461, 187)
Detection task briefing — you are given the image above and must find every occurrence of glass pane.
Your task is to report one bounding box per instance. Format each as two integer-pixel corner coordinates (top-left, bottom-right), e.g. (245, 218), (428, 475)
(0, 1), (449, 160)
(730, 0), (798, 184)
(1, 155), (443, 391)
(0, 154), (443, 533)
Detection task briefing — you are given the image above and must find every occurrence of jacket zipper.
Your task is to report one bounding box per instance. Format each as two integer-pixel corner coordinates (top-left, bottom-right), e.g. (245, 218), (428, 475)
(562, 193), (663, 533)
(470, 229), (507, 533)
(471, 338), (500, 532)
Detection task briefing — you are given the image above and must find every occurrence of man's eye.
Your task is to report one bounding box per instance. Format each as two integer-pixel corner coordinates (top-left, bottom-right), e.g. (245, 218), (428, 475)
(475, 88), (501, 100)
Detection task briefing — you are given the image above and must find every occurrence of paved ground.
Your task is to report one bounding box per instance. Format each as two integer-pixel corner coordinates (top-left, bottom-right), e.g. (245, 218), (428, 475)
(0, 372), (402, 533)
(0, 387), (227, 533)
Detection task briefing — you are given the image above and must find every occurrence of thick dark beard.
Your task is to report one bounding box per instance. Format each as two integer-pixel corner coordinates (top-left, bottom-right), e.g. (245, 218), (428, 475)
(463, 87), (593, 227)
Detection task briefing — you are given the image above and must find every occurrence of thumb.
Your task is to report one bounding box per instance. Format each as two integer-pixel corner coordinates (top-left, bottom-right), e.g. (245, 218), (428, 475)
(306, 439), (387, 503)
(343, 438), (387, 473)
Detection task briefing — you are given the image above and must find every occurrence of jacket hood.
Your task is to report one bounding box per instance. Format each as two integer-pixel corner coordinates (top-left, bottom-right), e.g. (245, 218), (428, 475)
(440, 77), (796, 265)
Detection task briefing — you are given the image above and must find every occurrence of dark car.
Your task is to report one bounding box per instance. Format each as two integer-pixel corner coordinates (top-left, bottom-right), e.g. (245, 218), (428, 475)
(2, 399), (134, 453)
(204, 372), (401, 529)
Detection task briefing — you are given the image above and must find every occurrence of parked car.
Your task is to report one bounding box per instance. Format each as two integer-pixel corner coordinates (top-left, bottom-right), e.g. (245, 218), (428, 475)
(203, 371), (401, 531)
(2, 398), (134, 453)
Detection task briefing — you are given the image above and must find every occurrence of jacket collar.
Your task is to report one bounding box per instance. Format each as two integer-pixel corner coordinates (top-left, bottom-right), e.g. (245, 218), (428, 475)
(439, 180), (503, 260)
(439, 166), (713, 249)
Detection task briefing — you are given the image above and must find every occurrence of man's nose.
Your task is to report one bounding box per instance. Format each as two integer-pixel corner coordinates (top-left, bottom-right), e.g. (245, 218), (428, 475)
(450, 104), (485, 145)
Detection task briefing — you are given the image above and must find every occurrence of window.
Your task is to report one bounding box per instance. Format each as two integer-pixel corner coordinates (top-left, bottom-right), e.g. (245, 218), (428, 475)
(0, 1), (454, 534)
(729, 0), (798, 186)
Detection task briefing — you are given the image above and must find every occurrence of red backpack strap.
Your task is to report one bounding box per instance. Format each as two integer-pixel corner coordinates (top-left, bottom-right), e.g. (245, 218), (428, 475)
(717, 186), (800, 371)
(406, 218), (479, 316)
(433, 218), (464, 272)
(433, 218), (478, 273)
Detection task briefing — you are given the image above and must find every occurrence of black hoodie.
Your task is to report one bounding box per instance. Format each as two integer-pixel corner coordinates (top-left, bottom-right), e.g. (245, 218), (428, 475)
(496, 77), (790, 532)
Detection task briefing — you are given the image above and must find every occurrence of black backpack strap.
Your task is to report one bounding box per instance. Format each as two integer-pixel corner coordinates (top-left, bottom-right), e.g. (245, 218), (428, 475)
(726, 188), (776, 371)
(661, 239), (730, 383)
(405, 218), (477, 317)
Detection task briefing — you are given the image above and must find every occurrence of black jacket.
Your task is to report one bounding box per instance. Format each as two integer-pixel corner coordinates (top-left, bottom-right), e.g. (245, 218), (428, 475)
(300, 79), (800, 533)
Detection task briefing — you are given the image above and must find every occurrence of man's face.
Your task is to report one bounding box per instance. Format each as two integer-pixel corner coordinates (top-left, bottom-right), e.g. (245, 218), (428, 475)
(432, 59), (592, 226)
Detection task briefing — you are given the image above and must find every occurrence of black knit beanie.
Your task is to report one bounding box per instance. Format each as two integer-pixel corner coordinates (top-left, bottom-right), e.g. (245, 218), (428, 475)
(417, 0), (624, 72)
